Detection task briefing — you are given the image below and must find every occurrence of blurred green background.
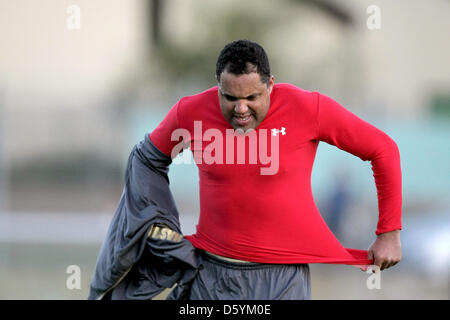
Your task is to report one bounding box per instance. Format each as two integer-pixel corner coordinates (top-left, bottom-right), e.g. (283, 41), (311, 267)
(0, 0), (449, 299)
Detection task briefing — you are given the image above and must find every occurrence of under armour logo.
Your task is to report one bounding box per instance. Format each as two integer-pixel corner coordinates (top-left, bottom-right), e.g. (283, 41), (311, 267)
(271, 127), (286, 136)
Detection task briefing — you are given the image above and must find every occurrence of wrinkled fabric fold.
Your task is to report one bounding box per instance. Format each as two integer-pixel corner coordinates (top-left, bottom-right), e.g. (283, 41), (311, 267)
(88, 134), (201, 300)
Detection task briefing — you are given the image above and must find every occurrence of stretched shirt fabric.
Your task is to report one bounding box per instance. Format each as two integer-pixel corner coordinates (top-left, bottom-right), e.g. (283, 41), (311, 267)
(150, 83), (402, 265)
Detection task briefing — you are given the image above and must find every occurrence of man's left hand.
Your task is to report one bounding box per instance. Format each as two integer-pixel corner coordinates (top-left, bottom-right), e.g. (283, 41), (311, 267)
(363, 229), (402, 271)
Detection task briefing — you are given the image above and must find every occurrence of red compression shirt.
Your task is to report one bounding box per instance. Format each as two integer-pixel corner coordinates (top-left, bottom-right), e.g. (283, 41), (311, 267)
(150, 83), (402, 265)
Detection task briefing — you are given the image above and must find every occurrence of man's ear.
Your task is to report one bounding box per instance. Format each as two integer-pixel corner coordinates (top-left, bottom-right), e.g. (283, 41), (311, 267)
(267, 75), (275, 94)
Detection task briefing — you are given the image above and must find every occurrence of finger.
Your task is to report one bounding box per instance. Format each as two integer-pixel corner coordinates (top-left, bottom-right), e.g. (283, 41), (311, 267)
(382, 260), (394, 270)
(366, 250), (376, 272)
(373, 257), (383, 271)
(386, 260), (398, 269)
(368, 249), (374, 261)
(381, 261), (389, 271)
(380, 259), (390, 271)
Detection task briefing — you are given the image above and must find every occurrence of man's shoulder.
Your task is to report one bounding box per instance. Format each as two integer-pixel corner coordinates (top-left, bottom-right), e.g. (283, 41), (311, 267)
(272, 83), (318, 108)
(273, 83), (315, 97)
(174, 86), (218, 122)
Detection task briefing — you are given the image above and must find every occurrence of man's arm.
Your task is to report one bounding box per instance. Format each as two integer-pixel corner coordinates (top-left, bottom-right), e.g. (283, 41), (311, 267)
(88, 133), (183, 299)
(315, 92), (402, 271)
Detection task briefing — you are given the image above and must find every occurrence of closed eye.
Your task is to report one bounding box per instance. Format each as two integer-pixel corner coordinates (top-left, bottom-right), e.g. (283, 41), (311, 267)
(222, 93), (259, 101)
(224, 94), (237, 101)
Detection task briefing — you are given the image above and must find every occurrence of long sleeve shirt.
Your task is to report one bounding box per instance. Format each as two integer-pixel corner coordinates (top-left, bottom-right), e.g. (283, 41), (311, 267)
(149, 83), (402, 265)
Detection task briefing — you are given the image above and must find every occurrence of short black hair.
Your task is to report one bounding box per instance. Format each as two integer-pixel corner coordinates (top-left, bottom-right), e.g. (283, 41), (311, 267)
(216, 40), (271, 84)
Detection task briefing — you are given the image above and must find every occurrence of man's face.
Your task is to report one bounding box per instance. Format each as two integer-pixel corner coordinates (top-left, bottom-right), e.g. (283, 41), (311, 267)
(218, 70), (274, 131)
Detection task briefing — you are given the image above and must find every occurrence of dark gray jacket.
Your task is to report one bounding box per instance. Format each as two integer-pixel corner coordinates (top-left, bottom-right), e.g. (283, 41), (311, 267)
(88, 134), (202, 300)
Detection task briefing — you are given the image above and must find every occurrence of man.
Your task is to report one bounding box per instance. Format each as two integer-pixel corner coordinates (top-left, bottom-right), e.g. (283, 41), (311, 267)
(89, 39), (402, 300)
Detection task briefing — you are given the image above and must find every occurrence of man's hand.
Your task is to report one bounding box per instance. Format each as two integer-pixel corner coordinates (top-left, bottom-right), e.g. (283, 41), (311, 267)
(364, 229), (402, 271)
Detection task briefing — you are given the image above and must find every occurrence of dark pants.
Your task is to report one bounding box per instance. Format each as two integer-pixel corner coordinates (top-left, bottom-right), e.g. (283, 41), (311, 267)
(188, 251), (311, 300)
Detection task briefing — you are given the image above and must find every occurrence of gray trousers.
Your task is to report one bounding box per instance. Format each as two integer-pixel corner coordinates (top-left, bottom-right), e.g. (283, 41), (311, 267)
(188, 251), (311, 300)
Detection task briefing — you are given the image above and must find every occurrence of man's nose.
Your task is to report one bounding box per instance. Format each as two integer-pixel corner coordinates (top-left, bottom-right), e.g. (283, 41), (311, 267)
(234, 100), (249, 114)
